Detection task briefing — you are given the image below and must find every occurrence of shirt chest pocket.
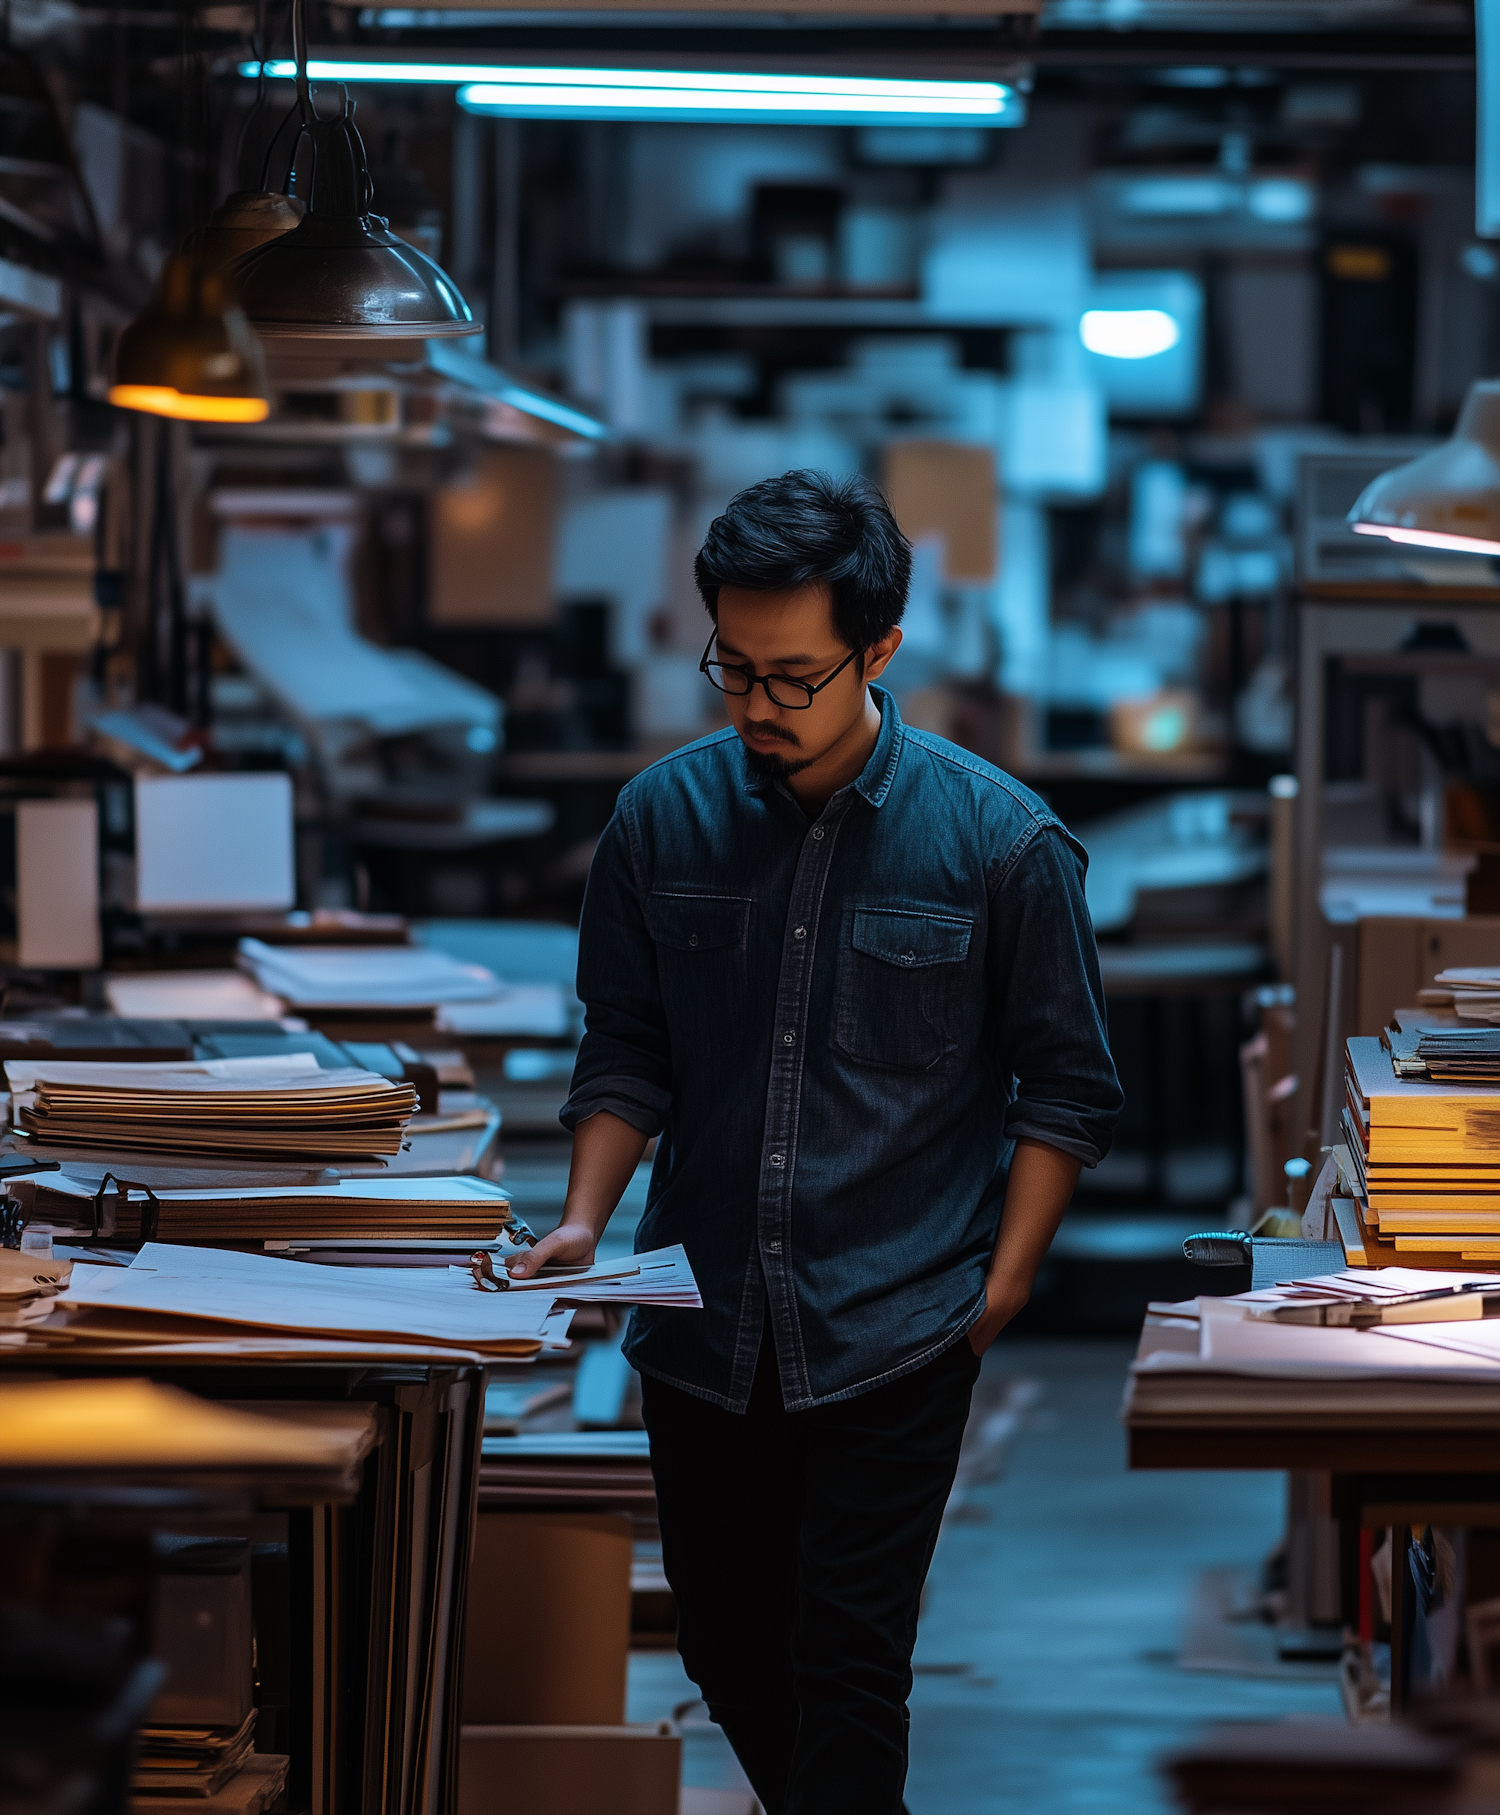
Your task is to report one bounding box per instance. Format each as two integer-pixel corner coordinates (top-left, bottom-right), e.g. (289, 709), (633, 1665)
(832, 906), (974, 1072)
(644, 892), (751, 953)
(644, 892), (751, 1038)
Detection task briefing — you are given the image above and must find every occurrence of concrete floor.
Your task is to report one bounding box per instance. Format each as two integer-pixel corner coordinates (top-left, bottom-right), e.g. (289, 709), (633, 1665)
(629, 1335), (1342, 1814)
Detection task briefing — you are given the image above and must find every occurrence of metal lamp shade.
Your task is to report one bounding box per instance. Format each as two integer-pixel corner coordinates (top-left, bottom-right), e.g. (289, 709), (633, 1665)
(1349, 380), (1500, 556)
(108, 252), (270, 423)
(231, 110), (477, 340)
(195, 190), (304, 271)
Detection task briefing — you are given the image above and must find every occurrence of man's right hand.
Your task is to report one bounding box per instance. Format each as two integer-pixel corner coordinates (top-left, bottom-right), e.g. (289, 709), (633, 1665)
(506, 1219), (601, 1279)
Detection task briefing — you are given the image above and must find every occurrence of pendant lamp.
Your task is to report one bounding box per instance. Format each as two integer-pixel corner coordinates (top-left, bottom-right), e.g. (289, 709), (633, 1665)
(108, 251), (270, 423)
(195, 188), (304, 271)
(1348, 380), (1500, 556)
(230, 83), (477, 338)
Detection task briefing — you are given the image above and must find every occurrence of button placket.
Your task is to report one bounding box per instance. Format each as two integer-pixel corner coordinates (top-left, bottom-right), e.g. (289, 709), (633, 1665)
(753, 802), (848, 1402)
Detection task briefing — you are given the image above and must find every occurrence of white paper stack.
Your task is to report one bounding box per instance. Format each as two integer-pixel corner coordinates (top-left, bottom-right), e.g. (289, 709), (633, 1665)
(1126, 1266), (1500, 1431)
(25, 1170), (514, 1243)
(1429, 966), (1500, 1023)
(462, 1244), (702, 1307)
(237, 939), (503, 1009)
(6, 1055), (415, 1162)
(58, 1243), (571, 1360)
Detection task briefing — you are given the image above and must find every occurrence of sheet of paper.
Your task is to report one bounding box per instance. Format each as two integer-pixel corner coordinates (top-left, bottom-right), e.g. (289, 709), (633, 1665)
(1200, 1307), (1500, 1373)
(460, 1243), (702, 1307)
(62, 1246), (559, 1348)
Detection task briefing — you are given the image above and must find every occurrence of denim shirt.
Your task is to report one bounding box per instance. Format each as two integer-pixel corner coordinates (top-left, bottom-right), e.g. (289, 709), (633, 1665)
(562, 688), (1122, 1412)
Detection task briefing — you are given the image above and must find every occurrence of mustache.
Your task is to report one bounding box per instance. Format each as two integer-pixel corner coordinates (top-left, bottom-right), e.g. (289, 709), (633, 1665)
(742, 721), (801, 747)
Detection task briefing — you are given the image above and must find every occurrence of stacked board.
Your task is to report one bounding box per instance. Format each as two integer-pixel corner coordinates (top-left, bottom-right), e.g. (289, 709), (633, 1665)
(1341, 1036), (1500, 1265)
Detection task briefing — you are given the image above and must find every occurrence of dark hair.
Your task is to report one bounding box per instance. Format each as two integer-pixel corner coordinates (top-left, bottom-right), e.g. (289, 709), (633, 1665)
(694, 469), (911, 652)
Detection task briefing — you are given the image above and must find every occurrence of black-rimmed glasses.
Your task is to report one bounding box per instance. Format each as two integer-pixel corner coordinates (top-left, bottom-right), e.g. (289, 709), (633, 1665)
(699, 633), (863, 710)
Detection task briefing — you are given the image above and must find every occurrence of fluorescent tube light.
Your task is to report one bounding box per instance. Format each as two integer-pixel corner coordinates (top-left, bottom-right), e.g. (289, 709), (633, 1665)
(241, 59), (1019, 127)
(1079, 308), (1181, 361)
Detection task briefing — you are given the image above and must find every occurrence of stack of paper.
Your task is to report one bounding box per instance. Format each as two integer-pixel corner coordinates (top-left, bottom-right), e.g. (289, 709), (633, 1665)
(24, 1171), (514, 1243)
(484, 1245), (702, 1307)
(237, 939), (501, 1009)
(1427, 965), (1500, 1022)
(55, 1244), (571, 1361)
(0, 1245), (69, 1328)
(132, 1753), (289, 1815)
(134, 1712), (256, 1796)
(1126, 1266), (1500, 1431)
(103, 971), (285, 1022)
(1338, 1035), (1500, 1265)
(7, 1056), (415, 1162)
(1386, 1021), (1500, 1082)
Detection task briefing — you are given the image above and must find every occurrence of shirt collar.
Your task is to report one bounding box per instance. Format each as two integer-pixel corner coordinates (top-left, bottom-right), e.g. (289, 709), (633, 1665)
(738, 684), (905, 809)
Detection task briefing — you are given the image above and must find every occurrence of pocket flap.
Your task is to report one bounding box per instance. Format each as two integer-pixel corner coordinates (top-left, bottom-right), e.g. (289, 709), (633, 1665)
(851, 907), (972, 968)
(645, 892), (751, 953)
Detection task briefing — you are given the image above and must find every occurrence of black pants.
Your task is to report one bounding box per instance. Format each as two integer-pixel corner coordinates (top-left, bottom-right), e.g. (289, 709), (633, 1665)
(640, 1330), (981, 1815)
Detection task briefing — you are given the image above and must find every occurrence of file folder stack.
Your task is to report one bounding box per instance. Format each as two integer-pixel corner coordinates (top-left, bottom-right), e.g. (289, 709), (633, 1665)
(134, 1712), (258, 1798)
(53, 1244), (570, 1362)
(8, 1059), (416, 1163)
(17, 1172), (515, 1245)
(1338, 1036), (1500, 1267)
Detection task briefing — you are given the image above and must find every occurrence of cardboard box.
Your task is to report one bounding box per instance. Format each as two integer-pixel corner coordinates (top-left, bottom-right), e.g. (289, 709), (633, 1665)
(459, 1725), (681, 1815)
(1353, 915), (1500, 1036)
(881, 441), (997, 583)
(462, 1512), (633, 1725)
(428, 443), (558, 626)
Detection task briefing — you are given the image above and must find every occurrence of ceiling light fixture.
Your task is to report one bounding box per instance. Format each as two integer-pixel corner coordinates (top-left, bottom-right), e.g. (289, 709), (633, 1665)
(242, 59), (1020, 128)
(1348, 380), (1500, 557)
(1080, 308), (1181, 360)
(230, 4), (479, 339)
(108, 252), (270, 423)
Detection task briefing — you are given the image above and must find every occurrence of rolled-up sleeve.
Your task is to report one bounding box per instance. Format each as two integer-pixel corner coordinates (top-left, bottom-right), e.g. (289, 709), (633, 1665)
(988, 825), (1123, 1166)
(560, 798), (673, 1137)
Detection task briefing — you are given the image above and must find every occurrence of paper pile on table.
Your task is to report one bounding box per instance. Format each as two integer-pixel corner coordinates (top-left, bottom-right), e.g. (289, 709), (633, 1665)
(56, 1244), (571, 1361)
(134, 1711), (257, 1797)
(237, 939), (502, 1009)
(6, 1056), (415, 1163)
(1340, 1035), (1500, 1265)
(24, 1171), (514, 1244)
(1126, 1266), (1500, 1431)
(1425, 966), (1500, 1023)
(132, 1753), (289, 1815)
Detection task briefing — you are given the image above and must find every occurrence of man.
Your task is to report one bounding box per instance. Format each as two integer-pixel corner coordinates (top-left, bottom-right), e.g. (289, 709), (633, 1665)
(509, 469), (1122, 1814)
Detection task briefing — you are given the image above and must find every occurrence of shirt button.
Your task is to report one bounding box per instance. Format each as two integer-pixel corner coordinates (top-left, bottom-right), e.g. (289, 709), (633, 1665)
(811, 828), (825, 841)
(903, 950), (915, 964)
(794, 926), (806, 940)
(769, 1152), (785, 1167)
(783, 1032), (794, 1045)
(688, 934), (699, 947)
(765, 1239), (782, 1253)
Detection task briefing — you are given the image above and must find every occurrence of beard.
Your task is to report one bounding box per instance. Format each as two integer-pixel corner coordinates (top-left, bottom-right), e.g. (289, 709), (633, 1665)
(739, 724), (816, 782)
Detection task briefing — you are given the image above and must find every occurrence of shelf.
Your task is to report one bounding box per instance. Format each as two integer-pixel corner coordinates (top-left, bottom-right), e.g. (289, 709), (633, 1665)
(1300, 582), (1500, 604)
(569, 291), (944, 329)
(496, 745), (685, 783)
(1016, 749), (1229, 784)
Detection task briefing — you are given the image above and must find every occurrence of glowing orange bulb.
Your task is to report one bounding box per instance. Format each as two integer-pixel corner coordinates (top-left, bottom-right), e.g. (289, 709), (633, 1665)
(107, 385), (270, 424)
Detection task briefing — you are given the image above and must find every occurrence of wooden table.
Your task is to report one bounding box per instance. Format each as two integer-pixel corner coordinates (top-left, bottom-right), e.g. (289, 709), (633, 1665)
(0, 1344), (487, 1815)
(1131, 1420), (1500, 1711)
